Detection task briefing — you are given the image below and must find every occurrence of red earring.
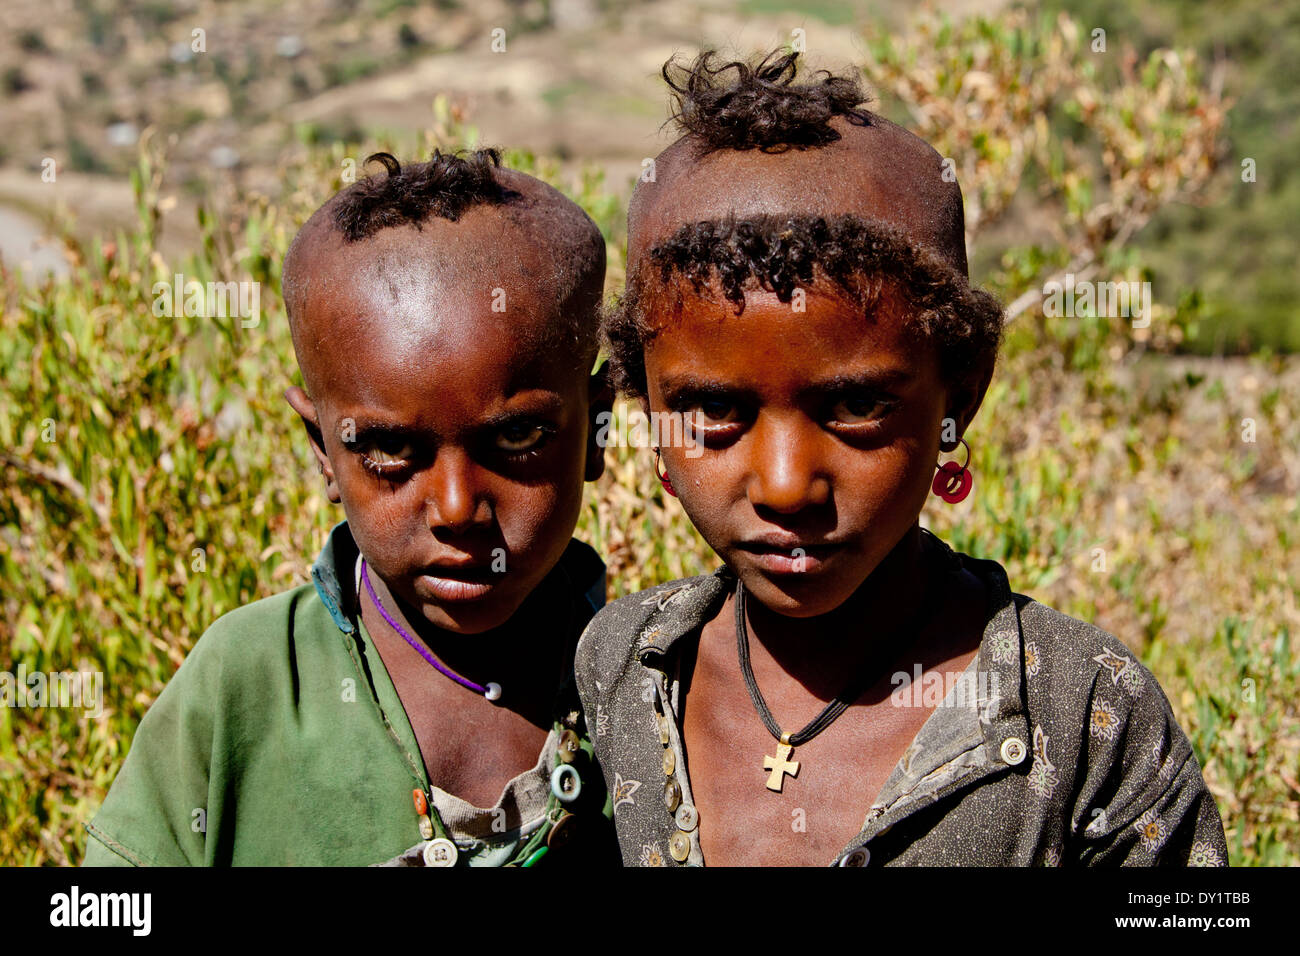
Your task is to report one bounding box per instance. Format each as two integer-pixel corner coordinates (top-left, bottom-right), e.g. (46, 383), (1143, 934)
(654, 447), (677, 498)
(932, 437), (973, 504)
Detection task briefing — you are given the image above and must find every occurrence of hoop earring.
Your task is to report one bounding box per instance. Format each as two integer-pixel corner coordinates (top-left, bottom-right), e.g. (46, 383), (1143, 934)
(653, 447), (677, 498)
(932, 437), (973, 504)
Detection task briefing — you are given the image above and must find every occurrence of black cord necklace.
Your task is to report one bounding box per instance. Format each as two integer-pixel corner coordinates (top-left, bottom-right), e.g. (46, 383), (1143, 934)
(735, 534), (955, 792)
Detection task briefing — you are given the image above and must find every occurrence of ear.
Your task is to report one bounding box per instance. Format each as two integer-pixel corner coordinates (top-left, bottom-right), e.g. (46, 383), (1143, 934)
(584, 361), (614, 483)
(285, 386), (342, 503)
(941, 358), (995, 452)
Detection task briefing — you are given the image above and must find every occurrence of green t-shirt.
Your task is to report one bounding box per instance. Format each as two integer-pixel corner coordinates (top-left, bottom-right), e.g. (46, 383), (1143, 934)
(84, 521), (612, 866)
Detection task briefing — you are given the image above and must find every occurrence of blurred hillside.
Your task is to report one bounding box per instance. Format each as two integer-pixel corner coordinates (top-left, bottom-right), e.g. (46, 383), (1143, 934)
(0, 0), (909, 264)
(1035, 0), (1300, 353)
(1, 0), (1292, 349)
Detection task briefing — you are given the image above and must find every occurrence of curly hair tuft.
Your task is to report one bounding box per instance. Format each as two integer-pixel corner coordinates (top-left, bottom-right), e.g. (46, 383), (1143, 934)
(331, 148), (509, 241)
(662, 49), (871, 153)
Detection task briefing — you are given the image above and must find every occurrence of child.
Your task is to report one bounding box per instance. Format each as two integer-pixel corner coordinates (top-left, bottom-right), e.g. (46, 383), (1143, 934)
(575, 51), (1228, 867)
(85, 149), (616, 866)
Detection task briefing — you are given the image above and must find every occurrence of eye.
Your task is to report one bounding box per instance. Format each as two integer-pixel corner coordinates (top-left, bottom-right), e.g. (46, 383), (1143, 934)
(494, 421), (553, 455)
(356, 436), (416, 476)
(665, 390), (749, 443)
(672, 395), (751, 449)
(828, 395), (897, 428)
(699, 399), (739, 423)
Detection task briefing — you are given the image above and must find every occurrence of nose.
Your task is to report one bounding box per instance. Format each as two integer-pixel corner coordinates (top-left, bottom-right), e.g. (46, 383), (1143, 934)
(745, 414), (831, 515)
(424, 448), (492, 534)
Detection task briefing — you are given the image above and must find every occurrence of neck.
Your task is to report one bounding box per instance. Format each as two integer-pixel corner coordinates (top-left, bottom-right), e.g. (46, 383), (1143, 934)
(742, 523), (931, 677)
(361, 563), (569, 688)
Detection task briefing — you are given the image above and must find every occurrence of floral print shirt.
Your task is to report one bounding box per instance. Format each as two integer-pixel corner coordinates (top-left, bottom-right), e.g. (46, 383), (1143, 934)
(574, 537), (1229, 867)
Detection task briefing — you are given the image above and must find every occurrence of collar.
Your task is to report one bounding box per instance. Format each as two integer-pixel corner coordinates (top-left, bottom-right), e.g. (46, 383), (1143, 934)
(838, 551), (1033, 852)
(633, 568), (734, 662)
(310, 520), (362, 634)
(863, 550), (1032, 815)
(959, 551), (1031, 753)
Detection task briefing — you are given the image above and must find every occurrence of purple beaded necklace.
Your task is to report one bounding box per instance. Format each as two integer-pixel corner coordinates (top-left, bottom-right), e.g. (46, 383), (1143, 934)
(360, 558), (502, 702)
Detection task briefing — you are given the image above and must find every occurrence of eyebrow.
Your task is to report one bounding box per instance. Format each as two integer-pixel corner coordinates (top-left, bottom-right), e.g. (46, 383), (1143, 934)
(340, 418), (424, 446)
(808, 369), (916, 392)
(476, 393), (567, 430)
(337, 393), (568, 445)
(658, 367), (915, 400)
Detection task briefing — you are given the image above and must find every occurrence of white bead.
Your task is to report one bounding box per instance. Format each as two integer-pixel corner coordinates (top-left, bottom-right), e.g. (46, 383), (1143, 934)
(484, 682), (503, 702)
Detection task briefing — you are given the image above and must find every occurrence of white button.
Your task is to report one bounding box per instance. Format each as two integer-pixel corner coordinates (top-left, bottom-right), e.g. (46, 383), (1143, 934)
(422, 838), (458, 867)
(1000, 737), (1027, 765)
(839, 848), (870, 867)
(675, 803), (699, 832)
(550, 763), (582, 803)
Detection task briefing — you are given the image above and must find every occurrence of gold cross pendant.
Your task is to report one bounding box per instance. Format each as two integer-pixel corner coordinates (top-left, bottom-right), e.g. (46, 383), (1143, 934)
(763, 735), (800, 792)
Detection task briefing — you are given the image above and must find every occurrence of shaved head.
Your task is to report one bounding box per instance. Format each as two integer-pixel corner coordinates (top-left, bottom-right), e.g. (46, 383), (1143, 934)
(627, 49), (968, 277)
(284, 158), (605, 398)
(629, 112), (968, 278)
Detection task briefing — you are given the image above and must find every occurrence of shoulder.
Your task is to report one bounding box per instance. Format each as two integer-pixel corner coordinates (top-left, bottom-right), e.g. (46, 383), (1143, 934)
(957, 550), (1162, 709)
(1003, 586), (1190, 781)
(956, 549), (1183, 749)
(996, 591), (1223, 864)
(161, 583), (335, 708)
(575, 572), (722, 693)
(1016, 595), (1163, 710)
(1020, 597), (1144, 673)
(557, 537), (608, 613)
(184, 583), (325, 666)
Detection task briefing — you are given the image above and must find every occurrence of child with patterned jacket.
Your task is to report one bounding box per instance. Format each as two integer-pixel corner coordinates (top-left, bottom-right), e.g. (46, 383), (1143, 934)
(85, 150), (617, 866)
(574, 51), (1228, 867)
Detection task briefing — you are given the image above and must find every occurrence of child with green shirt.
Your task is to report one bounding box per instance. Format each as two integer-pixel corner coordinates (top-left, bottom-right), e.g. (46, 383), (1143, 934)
(575, 50), (1229, 867)
(85, 149), (617, 866)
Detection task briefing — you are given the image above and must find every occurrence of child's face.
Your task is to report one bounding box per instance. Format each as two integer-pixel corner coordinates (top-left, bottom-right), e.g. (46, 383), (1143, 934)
(288, 248), (604, 635)
(643, 281), (949, 619)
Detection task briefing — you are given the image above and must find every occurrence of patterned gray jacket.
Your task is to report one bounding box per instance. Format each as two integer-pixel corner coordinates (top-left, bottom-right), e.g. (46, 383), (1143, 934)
(573, 540), (1229, 867)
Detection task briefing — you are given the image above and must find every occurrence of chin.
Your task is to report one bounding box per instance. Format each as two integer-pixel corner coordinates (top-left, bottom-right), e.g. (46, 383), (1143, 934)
(407, 570), (532, 634)
(419, 601), (518, 635)
(736, 565), (863, 619)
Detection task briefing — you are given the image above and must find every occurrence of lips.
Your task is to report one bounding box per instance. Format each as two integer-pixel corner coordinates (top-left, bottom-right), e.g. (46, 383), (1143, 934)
(415, 555), (505, 602)
(734, 536), (844, 575)
(424, 558), (496, 577)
